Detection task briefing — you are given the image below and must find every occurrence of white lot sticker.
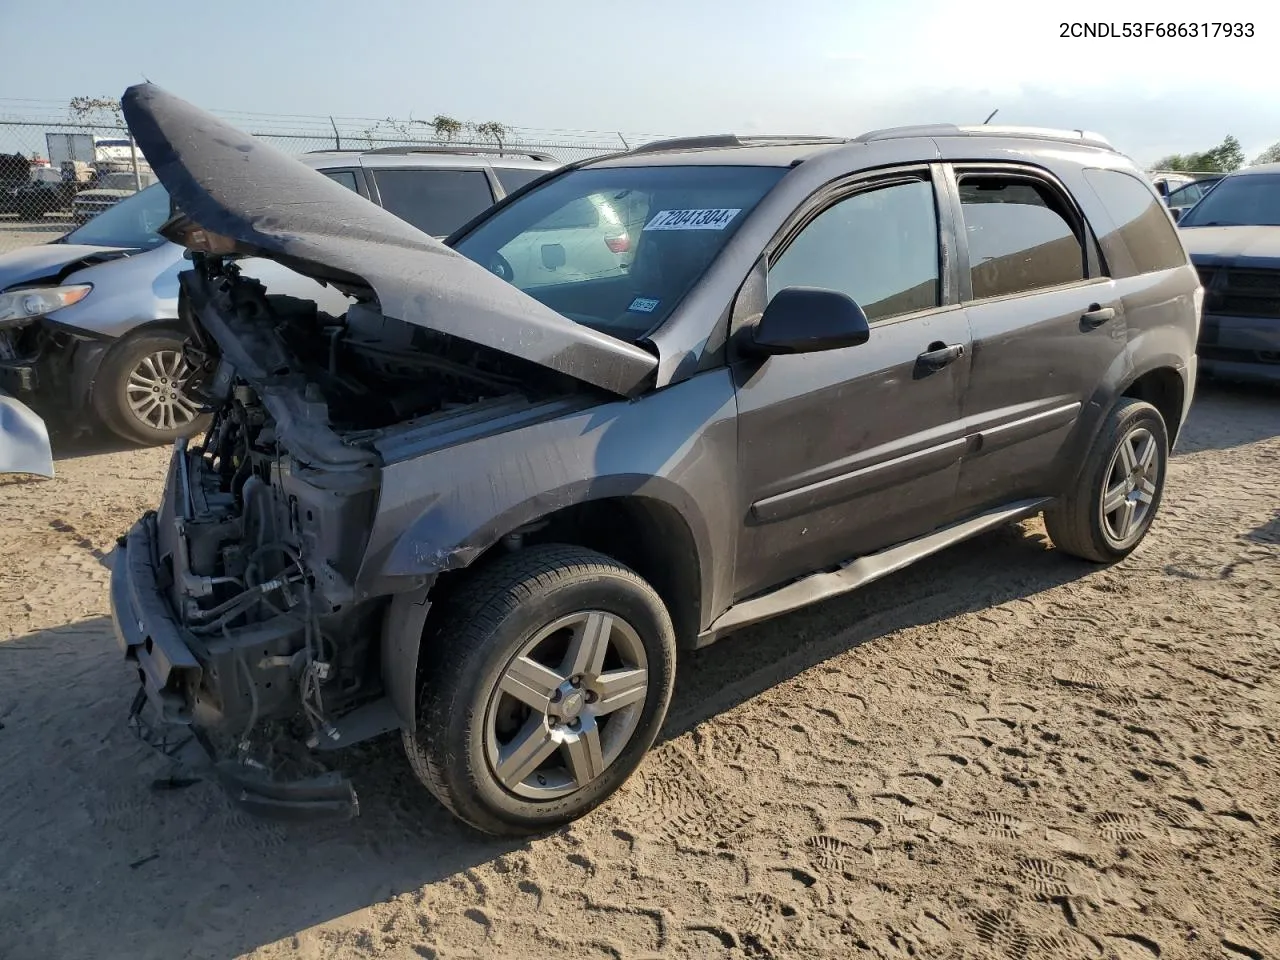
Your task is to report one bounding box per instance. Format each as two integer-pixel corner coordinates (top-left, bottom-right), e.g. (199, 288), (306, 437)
(643, 208), (741, 231)
(628, 297), (660, 313)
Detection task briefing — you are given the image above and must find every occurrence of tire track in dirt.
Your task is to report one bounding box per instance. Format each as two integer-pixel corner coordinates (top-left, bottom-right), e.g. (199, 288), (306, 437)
(0, 388), (1277, 959)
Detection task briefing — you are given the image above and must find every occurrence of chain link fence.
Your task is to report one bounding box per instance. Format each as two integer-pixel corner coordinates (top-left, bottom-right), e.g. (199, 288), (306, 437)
(0, 116), (642, 255)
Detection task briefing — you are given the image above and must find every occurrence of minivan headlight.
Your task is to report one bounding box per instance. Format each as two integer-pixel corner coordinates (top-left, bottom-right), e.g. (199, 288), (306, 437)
(0, 284), (93, 328)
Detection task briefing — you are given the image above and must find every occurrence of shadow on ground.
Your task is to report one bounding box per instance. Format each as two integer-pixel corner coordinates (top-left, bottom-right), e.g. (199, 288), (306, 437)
(1176, 378), (1278, 453)
(0, 519), (1093, 960)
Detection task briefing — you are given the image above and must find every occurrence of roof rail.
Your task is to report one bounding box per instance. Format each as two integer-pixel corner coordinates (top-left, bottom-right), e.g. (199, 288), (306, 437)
(628, 134), (847, 155)
(303, 145), (559, 162)
(853, 123), (1115, 151)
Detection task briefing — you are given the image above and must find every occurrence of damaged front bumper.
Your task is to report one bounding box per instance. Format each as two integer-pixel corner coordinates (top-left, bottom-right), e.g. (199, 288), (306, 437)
(110, 510), (360, 821)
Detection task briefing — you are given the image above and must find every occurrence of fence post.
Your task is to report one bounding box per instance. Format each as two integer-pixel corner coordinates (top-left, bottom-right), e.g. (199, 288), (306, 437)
(129, 132), (142, 191)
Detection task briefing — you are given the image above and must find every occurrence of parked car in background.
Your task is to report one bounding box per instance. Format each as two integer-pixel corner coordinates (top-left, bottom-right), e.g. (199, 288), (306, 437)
(71, 171), (159, 222)
(110, 85), (1199, 836)
(0, 145), (560, 445)
(1165, 174), (1223, 219)
(1178, 163), (1280, 383)
(494, 191), (642, 287)
(1150, 172), (1196, 199)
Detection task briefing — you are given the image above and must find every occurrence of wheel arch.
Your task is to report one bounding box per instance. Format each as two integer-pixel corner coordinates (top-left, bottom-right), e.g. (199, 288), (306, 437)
(1119, 363), (1186, 449)
(380, 486), (713, 734)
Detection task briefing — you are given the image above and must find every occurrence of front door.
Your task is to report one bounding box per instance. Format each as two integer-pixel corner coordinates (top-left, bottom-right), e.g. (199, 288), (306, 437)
(732, 170), (972, 601)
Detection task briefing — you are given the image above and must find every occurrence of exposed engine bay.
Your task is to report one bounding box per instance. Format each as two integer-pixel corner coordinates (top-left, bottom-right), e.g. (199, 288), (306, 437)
(147, 257), (567, 752)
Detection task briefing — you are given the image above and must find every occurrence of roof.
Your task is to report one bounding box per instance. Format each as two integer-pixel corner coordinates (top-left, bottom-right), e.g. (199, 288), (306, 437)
(589, 124), (1120, 169)
(1227, 163), (1280, 177)
(299, 146), (560, 169)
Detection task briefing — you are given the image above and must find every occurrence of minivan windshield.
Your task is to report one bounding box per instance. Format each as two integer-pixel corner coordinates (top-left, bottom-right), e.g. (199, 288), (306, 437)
(1179, 173), (1280, 227)
(453, 165), (785, 340)
(62, 182), (171, 250)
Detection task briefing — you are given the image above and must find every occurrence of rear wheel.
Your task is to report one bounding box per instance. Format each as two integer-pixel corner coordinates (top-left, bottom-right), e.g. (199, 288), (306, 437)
(93, 328), (208, 446)
(403, 544), (677, 836)
(1045, 397), (1169, 563)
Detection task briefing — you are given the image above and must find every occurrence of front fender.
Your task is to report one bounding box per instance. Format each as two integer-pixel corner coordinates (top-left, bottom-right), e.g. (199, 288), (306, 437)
(359, 368), (741, 627)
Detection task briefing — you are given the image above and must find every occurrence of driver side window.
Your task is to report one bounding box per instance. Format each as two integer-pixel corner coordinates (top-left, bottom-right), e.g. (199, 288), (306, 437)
(768, 178), (941, 322)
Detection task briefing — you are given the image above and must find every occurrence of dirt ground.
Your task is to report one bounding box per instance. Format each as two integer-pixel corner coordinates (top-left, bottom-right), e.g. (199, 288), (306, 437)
(1, 383), (1277, 960)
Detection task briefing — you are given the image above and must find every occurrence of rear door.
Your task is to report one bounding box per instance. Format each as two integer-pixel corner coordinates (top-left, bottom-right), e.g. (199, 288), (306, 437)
(731, 166), (973, 600)
(945, 163), (1126, 514)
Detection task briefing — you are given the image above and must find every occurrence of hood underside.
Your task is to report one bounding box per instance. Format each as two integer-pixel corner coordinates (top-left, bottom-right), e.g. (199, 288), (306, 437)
(120, 83), (657, 397)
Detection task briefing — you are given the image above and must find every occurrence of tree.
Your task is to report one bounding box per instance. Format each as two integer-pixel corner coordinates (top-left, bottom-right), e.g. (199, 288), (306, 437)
(1153, 135), (1245, 173)
(1252, 142), (1280, 165)
(68, 96), (123, 126)
(475, 121), (509, 153)
(430, 115), (463, 142)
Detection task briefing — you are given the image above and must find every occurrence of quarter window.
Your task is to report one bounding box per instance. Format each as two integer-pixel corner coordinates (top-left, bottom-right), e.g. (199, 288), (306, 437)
(958, 175), (1085, 299)
(769, 178), (941, 322)
(322, 169), (360, 193)
(1083, 168), (1192, 276)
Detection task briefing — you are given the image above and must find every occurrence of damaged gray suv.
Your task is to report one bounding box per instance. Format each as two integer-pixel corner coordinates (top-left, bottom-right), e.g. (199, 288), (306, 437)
(111, 85), (1199, 835)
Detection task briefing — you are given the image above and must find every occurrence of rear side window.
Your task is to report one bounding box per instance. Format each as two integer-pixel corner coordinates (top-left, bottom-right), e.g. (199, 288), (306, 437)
(494, 166), (549, 195)
(1083, 169), (1187, 276)
(958, 175), (1085, 299)
(372, 168), (495, 237)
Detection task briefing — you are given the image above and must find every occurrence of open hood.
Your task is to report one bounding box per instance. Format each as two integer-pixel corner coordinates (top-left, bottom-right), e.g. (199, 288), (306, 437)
(120, 83), (657, 397)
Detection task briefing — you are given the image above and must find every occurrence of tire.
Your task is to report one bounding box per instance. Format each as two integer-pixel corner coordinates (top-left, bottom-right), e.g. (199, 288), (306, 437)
(92, 327), (208, 446)
(403, 544), (677, 836)
(1044, 397), (1169, 563)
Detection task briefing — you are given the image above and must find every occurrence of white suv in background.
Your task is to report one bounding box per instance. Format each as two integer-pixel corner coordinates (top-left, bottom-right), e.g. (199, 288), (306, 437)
(0, 146), (561, 445)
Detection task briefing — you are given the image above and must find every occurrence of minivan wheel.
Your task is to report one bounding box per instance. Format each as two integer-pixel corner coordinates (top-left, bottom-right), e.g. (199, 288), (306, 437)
(403, 544), (677, 837)
(1045, 397), (1169, 563)
(93, 328), (208, 446)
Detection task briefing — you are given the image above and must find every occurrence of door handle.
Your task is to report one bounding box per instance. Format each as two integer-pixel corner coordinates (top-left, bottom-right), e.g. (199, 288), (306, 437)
(917, 342), (965, 369)
(1081, 303), (1116, 328)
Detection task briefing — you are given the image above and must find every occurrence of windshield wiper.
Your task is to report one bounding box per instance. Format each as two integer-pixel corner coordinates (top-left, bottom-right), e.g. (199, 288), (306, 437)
(1193, 221), (1243, 227)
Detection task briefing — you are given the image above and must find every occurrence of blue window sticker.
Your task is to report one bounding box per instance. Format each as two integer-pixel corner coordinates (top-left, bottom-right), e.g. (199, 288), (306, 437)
(628, 296), (660, 314)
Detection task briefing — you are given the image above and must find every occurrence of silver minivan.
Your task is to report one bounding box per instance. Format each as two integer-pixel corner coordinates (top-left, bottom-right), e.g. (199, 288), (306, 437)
(0, 147), (560, 444)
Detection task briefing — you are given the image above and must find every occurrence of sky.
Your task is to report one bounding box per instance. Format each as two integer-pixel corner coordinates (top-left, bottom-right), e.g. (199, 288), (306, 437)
(1, 0), (1276, 166)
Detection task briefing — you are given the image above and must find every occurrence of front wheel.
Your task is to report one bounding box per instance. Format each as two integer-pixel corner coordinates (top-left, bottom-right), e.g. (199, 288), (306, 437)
(92, 328), (209, 446)
(1044, 397), (1169, 563)
(403, 544), (677, 836)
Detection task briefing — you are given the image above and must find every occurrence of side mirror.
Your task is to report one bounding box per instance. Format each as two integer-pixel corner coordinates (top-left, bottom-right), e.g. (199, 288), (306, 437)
(747, 286), (871, 356)
(1170, 207), (1183, 223)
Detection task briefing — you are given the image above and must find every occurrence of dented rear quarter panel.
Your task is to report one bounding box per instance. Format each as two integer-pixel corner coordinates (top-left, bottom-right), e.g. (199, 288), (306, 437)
(358, 369), (740, 631)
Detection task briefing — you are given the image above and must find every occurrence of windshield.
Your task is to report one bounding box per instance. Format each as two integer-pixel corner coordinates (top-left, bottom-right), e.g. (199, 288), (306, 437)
(453, 164), (785, 340)
(94, 172), (146, 191)
(62, 182), (171, 250)
(1179, 173), (1280, 227)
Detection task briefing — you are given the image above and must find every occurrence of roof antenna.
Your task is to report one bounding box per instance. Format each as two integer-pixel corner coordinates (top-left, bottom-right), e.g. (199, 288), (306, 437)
(983, 109), (999, 124)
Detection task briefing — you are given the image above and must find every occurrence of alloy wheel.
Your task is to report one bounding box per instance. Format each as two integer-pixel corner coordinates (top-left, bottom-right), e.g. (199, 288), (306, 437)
(125, 349), (200, 433)
(1099, 425), (1161, 548)
(484, 610), (649, 801)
